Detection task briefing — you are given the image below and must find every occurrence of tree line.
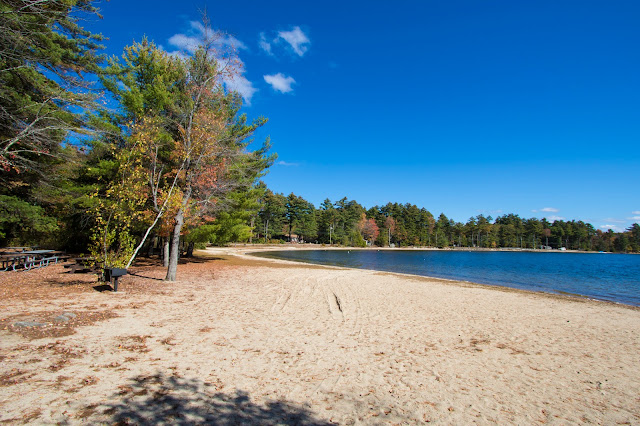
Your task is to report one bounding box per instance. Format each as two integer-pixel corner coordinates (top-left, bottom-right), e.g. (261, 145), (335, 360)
(253, 190), (640, 253)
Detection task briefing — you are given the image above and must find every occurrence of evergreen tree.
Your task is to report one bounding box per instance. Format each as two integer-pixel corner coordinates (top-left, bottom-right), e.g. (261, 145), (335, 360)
(258, 189), (287, 242)
(0, 0), (104, 247)
(0, 0), (104, 174)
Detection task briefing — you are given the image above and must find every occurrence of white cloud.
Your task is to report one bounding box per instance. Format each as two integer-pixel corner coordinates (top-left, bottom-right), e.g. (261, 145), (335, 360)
(264, 73), (296, 93)
(169, 22), (247, 54)
(476, 209), (503, 216)
(628, 216), (640, 221)
(603, 218), (626, 224)
(167, 22), (257, 105)
(259, 32), (272, 55)
(188, 21), (247, 50)
(277, 26), (310, 56)
(221, 34), (247, 51)
(547, 215), (565, 222)
(600, 224), (624, 232)
(540, 207), (559, 213)
(632, 211), (640, 215)
(168, 33), (201, 54)
(224, 74), (258, 105)
(277, 160), (299, 166)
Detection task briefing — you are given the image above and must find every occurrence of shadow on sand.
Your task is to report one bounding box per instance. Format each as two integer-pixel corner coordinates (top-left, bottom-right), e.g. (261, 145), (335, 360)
(90, 372), (331, 425)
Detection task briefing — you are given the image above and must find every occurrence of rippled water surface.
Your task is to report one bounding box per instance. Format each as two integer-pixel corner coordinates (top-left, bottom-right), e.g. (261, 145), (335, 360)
(254, 250), (640, 306)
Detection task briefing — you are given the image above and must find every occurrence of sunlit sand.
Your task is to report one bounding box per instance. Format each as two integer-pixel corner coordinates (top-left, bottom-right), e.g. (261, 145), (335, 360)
(1, 247), (639, 424)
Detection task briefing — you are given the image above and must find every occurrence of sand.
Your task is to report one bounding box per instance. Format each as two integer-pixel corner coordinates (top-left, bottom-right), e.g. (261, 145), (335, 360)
(1, 246), (639, 424)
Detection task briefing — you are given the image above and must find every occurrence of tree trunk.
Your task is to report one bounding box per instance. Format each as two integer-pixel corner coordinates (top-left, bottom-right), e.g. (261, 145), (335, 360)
(165, 208), (185, 281)
(163, 238), (170, 268)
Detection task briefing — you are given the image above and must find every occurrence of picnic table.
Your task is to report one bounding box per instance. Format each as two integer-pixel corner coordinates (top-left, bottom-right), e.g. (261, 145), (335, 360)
(0, 252), (24, 271)
(0, 247), (31, 253)
(0, 250), (67, 271)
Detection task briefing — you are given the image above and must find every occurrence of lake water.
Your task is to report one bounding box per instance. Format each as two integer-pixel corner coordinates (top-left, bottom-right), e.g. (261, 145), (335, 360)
(253, 250), (640, 306)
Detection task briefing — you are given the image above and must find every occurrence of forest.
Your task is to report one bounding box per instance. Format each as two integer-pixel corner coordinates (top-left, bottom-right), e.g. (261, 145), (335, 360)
(1, 0), (638, 280)
(253, 190), (640, 253)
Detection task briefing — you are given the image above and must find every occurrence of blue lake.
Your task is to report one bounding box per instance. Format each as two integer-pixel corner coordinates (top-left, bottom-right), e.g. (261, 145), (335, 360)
(253, 250), (640, 306)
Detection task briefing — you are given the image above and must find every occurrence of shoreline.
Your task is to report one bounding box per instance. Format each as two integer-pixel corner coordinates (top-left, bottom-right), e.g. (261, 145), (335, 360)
(1, 250), (639, 423)
(237, 245), (640, 309)
(229, 242), (627, 254)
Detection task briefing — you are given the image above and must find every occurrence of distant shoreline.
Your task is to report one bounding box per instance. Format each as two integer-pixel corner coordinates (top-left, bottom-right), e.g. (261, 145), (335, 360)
(227, 242), (623, 254)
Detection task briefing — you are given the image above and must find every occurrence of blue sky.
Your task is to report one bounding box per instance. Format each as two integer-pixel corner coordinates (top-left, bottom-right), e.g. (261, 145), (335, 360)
(86, 0), (639, 231)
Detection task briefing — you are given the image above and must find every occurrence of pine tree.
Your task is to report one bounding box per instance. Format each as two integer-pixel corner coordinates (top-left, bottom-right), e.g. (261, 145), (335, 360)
(0, 0), (104, 175)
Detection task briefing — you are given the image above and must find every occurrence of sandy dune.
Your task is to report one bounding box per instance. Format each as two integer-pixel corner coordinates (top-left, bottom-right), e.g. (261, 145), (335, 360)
(1, 247), (639, 424)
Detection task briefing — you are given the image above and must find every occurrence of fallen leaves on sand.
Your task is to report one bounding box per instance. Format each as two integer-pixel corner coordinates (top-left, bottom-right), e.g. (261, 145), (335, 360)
(80, 376), (99, 386)
(0, 310), (118, 340)
(117, 335), (152, 352)
(159, 336), (177, 346)
(0, 369), (34, 386)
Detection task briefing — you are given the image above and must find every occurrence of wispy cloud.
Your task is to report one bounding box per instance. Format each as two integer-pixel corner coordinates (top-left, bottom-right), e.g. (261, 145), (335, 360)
(600, 224), (624, 232)
(168, 33), (201, 54)
(168, 22), (246, 54)
(628, 216), (640, 221)
(225, 74), (258, 104)
(167, 21), (257, 104)
(277, 26), (310, 56)
(532, 207), (560, 214)
(277, 160), (299, 166)
(264, 73), (296, 93)
(547, 215), (565, 222)
(603, 218), (626, 224)
(190, 21), (247, 50)
(259, 32), (272, 55)
(632, 210), (640, 215)
(476, 209), (503, 216)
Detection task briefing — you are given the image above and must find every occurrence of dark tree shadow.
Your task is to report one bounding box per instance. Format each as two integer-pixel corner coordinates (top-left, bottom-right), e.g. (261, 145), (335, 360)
(93, 372), (332, 425)
(92, 284), (114, 292)
(126, 271), (165, 281)
(177, 256), (224, 264)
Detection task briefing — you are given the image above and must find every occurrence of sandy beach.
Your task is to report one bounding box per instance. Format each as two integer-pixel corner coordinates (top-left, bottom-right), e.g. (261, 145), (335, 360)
(1, 247), (639, 424)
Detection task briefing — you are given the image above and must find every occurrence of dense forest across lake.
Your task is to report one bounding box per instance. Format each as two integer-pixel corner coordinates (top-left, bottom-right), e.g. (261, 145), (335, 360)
(254, 191), (640, 253)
